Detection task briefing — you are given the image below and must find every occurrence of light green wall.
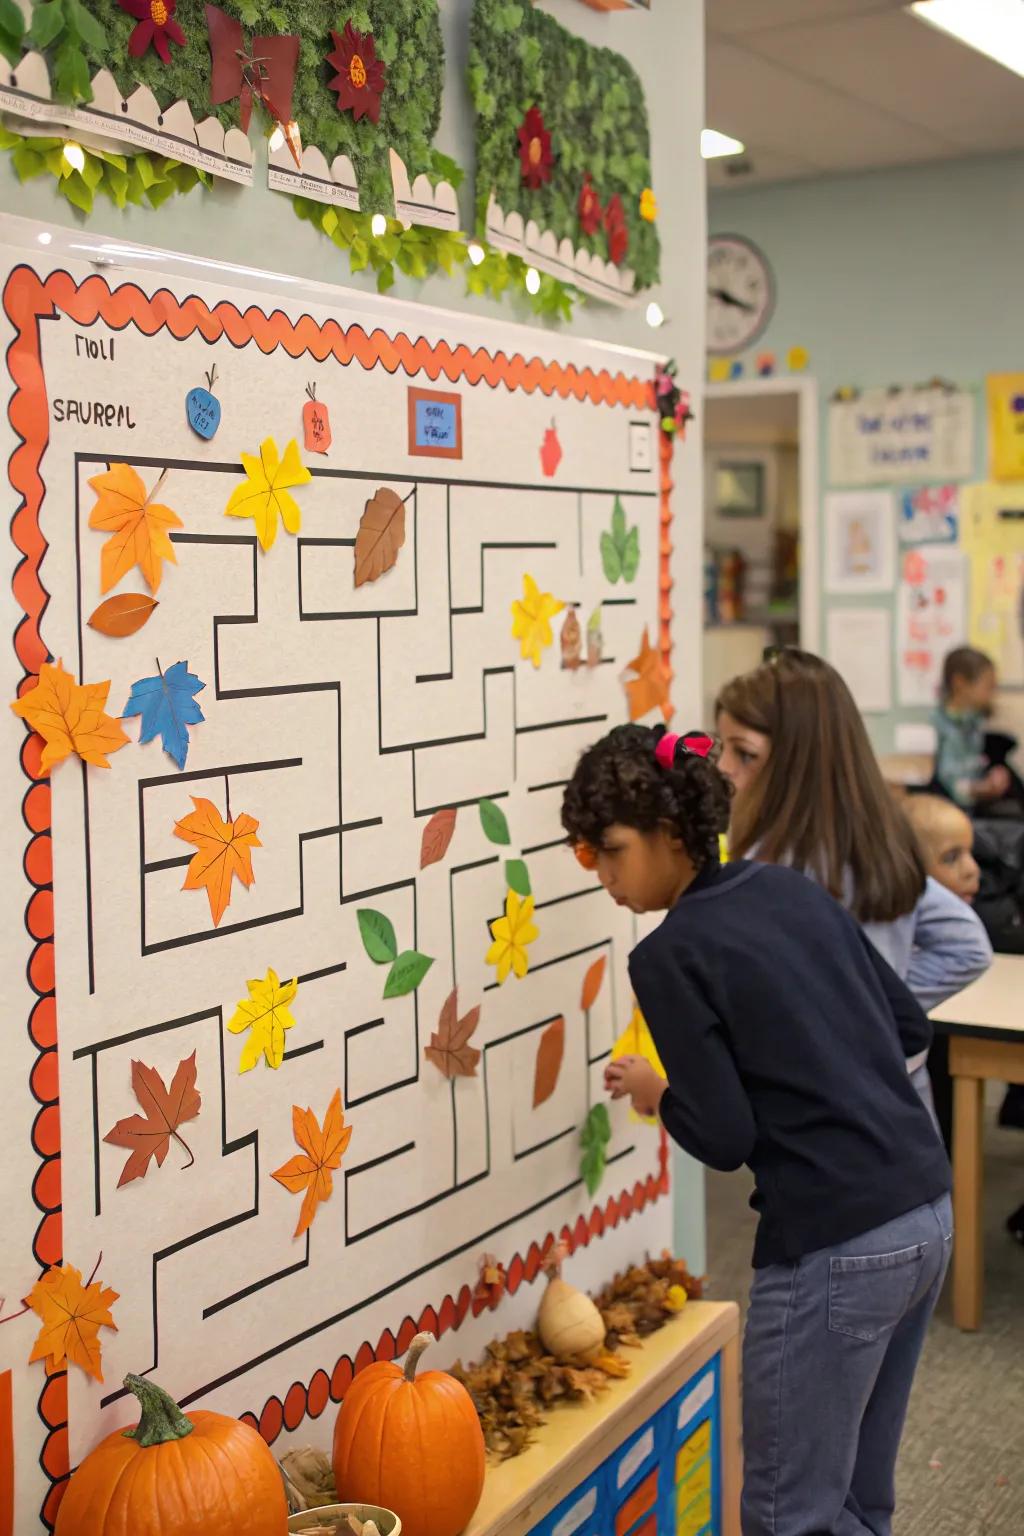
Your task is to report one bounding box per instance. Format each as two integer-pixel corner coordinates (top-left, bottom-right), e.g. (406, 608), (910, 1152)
(709, 151), (1024, 750)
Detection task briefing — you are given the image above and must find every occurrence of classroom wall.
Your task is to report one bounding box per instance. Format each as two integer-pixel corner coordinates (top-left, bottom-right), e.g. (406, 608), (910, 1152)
(708, 151), (1024, 750)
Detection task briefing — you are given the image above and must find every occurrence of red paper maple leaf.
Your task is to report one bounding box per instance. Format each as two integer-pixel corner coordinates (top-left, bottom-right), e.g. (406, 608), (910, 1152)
(103, 1054), (201, 1188)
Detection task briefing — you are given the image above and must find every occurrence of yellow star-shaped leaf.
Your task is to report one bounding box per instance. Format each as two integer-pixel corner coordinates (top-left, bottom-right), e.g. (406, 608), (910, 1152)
(227, 967), (299, 1071)
(511, 573), (564, 669)
(486, 889), (540, 984)
(224, 437), (311, 551)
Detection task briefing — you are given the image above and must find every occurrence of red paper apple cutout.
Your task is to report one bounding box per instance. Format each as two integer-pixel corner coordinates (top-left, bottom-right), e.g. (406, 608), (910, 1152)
(540, 421), (562, 478)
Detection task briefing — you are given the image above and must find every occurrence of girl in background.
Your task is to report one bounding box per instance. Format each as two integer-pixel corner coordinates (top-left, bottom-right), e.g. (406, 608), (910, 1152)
(932, 646), (1009, 810)
(563, 725), (951, 1536)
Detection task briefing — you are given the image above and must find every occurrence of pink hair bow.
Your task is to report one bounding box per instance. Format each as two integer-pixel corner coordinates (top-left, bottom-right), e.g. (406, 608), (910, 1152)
(654, 731), (715, 769)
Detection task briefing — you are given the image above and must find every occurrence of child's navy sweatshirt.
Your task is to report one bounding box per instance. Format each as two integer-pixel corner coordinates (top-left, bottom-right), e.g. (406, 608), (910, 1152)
(628, 860), (951, 1268)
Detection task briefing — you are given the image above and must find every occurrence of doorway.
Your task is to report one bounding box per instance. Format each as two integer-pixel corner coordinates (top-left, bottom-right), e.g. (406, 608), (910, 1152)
(701, 377), (819, 724)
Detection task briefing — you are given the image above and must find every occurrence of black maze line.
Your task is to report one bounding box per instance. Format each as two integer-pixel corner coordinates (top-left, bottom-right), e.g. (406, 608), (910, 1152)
(344, 1017), (418, 1111)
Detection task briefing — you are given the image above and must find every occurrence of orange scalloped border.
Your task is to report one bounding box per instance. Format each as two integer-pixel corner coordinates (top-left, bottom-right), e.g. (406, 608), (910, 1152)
(5, 264), (671, 1527)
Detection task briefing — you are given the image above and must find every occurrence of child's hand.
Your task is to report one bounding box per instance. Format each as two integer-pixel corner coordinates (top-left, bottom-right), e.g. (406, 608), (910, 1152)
(605, 1055), (667, 1118)
(977, 765), (1011, 799)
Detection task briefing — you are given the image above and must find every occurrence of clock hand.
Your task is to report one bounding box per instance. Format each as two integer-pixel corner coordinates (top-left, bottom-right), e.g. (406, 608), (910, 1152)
(707, 286), (756, 314)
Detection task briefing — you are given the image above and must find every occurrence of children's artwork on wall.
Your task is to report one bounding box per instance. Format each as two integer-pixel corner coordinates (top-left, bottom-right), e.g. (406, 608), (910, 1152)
(828, 385), (975, 487)
(825, 608), (892, 714)
(1, 223), (672, 1532)
(986, 373), (1024, 482)
(899, 484), (959, 545)
(469, 0), (660, 304)
(960, 480), (1024, 689)
(896, 546), (967, 707)
(824, 489), (896, 595)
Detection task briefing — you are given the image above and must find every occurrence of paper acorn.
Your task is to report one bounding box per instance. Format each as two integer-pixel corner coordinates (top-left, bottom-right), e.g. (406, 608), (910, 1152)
(186, 365), (221, 440)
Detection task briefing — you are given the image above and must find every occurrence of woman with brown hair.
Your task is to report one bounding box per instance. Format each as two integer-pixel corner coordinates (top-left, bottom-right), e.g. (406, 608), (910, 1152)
(716, 648), (991, 1110)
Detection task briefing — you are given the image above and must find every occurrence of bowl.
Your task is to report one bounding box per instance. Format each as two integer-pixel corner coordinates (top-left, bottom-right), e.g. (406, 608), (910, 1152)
(288, 1504), (402, 1535)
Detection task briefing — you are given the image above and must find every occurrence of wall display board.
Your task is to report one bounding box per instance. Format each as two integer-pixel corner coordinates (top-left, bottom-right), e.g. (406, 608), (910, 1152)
(961, 480), (1024, 690)
(0, 223), (673, 1531)
(828, 386), (974, 487)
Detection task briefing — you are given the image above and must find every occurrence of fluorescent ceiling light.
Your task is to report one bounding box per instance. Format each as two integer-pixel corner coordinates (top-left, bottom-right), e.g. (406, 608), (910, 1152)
(701, 129), (745, 160)
(909, 1), (1024, 79)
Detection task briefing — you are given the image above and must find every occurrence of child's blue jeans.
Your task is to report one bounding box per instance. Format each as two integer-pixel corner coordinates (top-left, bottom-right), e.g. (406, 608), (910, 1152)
(742, 1193), (952, 1535)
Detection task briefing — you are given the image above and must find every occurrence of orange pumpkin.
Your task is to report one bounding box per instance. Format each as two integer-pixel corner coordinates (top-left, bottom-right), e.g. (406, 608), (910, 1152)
(54, 1373), (288, 1535)
(333, 1333), (484, 1536)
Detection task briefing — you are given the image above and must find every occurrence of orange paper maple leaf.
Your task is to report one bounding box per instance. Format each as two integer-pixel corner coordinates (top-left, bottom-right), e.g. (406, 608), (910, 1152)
(10, 659), (129, 773)
(271, 1088), (352, 1239)
(25, 1262), (118, 1383)
(88, 463), (182, 593)
(623, 626), (672, 722)
(174, 797), (262, 926)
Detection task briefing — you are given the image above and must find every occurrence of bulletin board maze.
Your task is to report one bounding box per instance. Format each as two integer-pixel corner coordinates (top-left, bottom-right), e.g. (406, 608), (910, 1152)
(5, 250), (674, 1528)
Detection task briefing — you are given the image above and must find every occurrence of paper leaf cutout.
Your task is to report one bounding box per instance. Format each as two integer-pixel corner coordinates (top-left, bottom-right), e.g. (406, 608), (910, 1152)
(600, 531), (621, 584)
(10, 659), (129, 773)
(122, 659), (205, 771)
(623, 627), (672, 722)
(479, 797), (510, 846)
(88, 464), (182, 594)
(601, 496), (639, 585)
(87, 592), (159, 638)
(539, 424), (562, 478)
(355, 487), (406, 587)
(358, 908), (398, 965)
(186, 381), (221, 440)
(224, 437), (311, 551)
(271, 1088), (352, 1239)
(505, 858), (531, 897)
(533, 1016), (565, 1107)
(420, 807), (457, 869)
(227, 968), (298, 1072)
(580, 1102), (612, 1197)
(384, 949), (434, 999)
(303, 390), (332, 454)
(425, 988), (481, 1078)
(581, 955), (607, 1012)
(25, 1263), (118, 1383)
(511, 573), (564, 669)
(103, 1052), (201, 1188)
(486, 891), (539, 985)
(174, 796), (261, 926)
(611, 1004), (666, 1126)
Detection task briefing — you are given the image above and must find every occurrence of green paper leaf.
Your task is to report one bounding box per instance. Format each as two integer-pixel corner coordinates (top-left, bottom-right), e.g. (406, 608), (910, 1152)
(383, 949), (434, 999)
(79, 152), (103, 191)
(611, 497), (627, 548)
(134, 154), (157, 190)
(66, 0), (105, 51)
(580, 1101), (612, 1152)
(479, 798), (510, 846)
(581, 1141), (606, 1198)
(30, 1), (64, 51)
(11, 144), (45, 181)
(52, 36), (92, 101)
(59, 170), (93, 215)
(621, 525), (640, 583)
(0, 0), (24, 64)
(587, 605), (602, 634)
(376, 264), (395, 294)
(505, 859), (531, 898)
(600, 531), (622, 584)
(357, 908), (398, 965)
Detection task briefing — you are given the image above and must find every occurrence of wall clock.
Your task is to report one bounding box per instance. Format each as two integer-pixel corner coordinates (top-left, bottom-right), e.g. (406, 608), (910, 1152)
(707, 234), (775, 356)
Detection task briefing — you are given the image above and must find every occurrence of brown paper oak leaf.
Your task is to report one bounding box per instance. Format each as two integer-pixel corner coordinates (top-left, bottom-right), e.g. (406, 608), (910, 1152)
(420, 806), (457, 869)
(25, 1262), (118, 1382)
(425, 988), (481, 1078)
(271, 1088), (352, 1238)
(532, 1016), (565, 1107)
(174, 796), (261, 926)
(88, 463), (182, 594)
(103, 1053), (201, 1187)
(354, 487), (405, 586)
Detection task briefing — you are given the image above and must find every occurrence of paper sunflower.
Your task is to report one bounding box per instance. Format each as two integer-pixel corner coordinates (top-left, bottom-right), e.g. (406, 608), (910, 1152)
(327, 20), (387, 125)
(517, 105), (553, 190)
(578, 174), (602, 236)
(604, 194), (629, 266)
(486, 891), (539, 984)
(119, 0), (186, 63)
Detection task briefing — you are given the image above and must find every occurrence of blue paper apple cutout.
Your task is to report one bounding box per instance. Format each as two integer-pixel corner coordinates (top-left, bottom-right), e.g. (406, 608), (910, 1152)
(186, 365), (221, 440)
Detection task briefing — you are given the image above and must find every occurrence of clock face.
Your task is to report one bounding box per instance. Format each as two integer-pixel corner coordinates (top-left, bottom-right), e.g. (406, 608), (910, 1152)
(707, 235), (775, 355)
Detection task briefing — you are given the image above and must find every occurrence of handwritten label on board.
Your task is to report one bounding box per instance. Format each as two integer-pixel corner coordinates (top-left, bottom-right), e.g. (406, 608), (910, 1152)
(407, 386), (462, 459)
(828, 386), (974, 486)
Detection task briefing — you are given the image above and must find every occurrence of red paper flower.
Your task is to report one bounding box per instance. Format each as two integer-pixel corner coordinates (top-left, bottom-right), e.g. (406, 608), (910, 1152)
(327, 21), (387, 125)
(517, 105), (553, 189)
(604, 192), (629, 266)
(578, 173), (602, 236)
(119, 0), (186, 63)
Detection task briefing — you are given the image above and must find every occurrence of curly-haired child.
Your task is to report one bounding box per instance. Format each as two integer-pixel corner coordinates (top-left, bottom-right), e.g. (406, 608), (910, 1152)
(562, 723), (951, 1536)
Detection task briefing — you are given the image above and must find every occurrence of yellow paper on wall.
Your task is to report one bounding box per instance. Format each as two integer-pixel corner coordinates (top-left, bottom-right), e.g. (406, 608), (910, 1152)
(960, 479), (1024, 688)
(987, 374), (1024, 481)
(611, 1004), (666, 1125)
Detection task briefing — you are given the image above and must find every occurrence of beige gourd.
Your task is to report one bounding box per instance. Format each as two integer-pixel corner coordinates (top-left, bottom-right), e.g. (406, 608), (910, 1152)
(537, 1243), (606, 1361)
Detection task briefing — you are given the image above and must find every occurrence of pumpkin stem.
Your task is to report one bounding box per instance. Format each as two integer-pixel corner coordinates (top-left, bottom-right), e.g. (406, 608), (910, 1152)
(122, 1374), (194, 1446)
(403, 1332), (435, 1383)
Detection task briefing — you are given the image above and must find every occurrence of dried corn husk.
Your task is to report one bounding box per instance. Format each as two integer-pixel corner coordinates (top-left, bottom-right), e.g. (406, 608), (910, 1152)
(279, 1446), (337, 1511)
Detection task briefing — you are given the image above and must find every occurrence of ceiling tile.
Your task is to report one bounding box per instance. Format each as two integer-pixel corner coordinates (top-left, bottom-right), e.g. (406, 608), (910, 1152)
(707, 0), (902, 36)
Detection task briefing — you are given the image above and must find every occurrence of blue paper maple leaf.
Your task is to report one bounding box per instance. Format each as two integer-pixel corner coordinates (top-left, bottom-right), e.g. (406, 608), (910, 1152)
(123, 660), (206, 771)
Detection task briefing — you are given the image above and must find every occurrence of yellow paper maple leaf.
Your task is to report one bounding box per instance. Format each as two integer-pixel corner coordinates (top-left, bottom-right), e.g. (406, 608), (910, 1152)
(486, 890), (540, 984)
(271, 1088), (352, 1238)
(10, 659), (129, 773)
(88, 464), (182, 594)
(224, 437), (311, 551)
(174, 796), (261, 926)
(511, 573), (564, 668)
(228, 967), (299, 1071)
(611, 1003), (667, 1126)
(25, 1262), (119, 1383)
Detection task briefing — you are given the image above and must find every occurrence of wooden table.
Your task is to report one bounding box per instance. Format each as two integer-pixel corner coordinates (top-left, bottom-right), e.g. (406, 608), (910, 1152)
(465, 1300), (741, 1536)
(931, 955), (1024, 1331)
